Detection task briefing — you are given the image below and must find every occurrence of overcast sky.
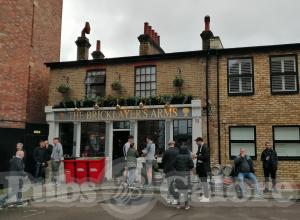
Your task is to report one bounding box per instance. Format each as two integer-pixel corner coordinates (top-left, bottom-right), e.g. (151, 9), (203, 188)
(60, 0), (300, 61)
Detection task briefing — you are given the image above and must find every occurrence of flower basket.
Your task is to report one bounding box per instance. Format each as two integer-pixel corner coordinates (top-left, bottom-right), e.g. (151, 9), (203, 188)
(173, 76), (184, 87)
(57, 84), (70, 94)
(111, 82), (122, 91)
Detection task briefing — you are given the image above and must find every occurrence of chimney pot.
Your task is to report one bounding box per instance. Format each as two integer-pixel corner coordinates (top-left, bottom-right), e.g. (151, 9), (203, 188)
(204, 15), (210, 31)
(96, 40), (100, 51)
(151, 30), (155, 41)
(157, 35), (160, 45)
(144, 22), (149, 34)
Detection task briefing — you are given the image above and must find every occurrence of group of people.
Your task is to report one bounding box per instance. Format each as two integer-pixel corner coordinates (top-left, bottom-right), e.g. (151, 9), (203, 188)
(32, 138), (63, 183)
(122, 136), (278, 210)
(0, 138), (64, 207)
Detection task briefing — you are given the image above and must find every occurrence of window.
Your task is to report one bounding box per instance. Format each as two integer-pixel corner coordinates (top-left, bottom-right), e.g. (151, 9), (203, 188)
(229, 126), (256, 159)
(135, 66), (156, 98)
(273, 126), (300, 159)
(113, 121), (130, 130)
(228, 58), (254, 95)
(137, 120), (165, 155)
(173, 119), (192, 151)
(85, 70), (106, 99)
(81, 123), (106, 157)
(270, 56), (298, 94)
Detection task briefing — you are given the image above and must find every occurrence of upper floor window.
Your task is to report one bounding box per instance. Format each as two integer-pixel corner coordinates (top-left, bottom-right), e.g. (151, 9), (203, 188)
(273, 126), (300, 159)
(135, 66), (156, 98)
(270, 56), (298, 94)
(85, 70), (106, 99)
(228, 58), (254, 95)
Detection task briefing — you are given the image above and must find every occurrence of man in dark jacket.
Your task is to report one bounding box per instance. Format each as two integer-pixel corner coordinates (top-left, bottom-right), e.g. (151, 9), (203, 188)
(261, 141), (278, 193)
(33, 140), (46, 182)
(234, 148), (261, 197)
(194, 137), (210, 202)
(0, 151), (26, 207)
(174, 146), (194, 209)
(44, 140), (53, 183)
(162, 140), (179, 204)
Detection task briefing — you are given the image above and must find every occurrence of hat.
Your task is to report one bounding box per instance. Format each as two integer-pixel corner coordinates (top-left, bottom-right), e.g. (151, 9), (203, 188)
(168, 140), (175, 146)
(194, 137), (203, 142)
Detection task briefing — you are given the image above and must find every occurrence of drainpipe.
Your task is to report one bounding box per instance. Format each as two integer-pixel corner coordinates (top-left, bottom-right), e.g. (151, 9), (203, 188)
(205, 52), (210, 150)
(216, 52), (221, 164)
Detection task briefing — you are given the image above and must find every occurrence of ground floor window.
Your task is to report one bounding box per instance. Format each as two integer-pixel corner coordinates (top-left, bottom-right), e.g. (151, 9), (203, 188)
(81, 122), (106, 157)
(137, 120), (165, 156)
(59, 123), (74, 157)
(229, 126), (256, 159)
(273, 126), (300, 158)
(173, 119), (192, 151)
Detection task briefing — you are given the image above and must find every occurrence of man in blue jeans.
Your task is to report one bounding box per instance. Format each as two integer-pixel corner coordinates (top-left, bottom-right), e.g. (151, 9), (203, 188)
(234, 148), (261, 197)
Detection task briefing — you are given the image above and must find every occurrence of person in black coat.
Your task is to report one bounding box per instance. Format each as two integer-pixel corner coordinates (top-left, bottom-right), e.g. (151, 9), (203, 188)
(174, 146), (194, 209)
(162, 141), (179, 204)
(0, 151), (26, 207)
(33, 140), (47, 182)
(261, 141), (278, 193)
(194, 137), (210, 202)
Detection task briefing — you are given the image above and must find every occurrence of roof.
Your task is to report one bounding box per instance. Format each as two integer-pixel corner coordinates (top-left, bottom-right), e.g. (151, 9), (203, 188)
(45, 43), (300, 69)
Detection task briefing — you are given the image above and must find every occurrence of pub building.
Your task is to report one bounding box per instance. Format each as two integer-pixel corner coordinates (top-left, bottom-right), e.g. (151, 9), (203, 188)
(46, 16), (300, 182)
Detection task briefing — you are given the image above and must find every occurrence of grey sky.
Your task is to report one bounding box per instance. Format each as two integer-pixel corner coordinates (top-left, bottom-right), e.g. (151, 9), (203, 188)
(60, 0), (300, 61)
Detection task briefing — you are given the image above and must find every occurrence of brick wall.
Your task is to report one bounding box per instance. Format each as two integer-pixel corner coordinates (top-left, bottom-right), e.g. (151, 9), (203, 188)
(0, 0), (62, 128)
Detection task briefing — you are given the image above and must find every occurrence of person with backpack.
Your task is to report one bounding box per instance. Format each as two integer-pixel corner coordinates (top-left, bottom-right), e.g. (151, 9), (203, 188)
(126, 143), (139, 188)
(123, 135), (134, 183)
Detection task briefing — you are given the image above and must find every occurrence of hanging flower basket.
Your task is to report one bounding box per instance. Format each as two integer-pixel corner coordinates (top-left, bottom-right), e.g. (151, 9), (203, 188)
(173, 76), (184, 87)
(57, 84), (70, 94)
(111, 82), (122, 91)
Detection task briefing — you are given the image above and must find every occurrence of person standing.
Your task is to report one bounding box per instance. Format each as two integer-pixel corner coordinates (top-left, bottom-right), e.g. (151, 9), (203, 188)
(123, 135), (134, 182)
(51, 138), (63, 184)
(194, 137), (210, 202)
(142, 136), (156, 188)
(162, 140), (179, 204)
(261, 141), (278, 193)
(234, 148), (261, 197)
(174, 146), (194, 210)
(33, 140), (46, 182)
(0, 151), (26, 207)
(44, 140), (53, 183)
(126, 143), (139, 188)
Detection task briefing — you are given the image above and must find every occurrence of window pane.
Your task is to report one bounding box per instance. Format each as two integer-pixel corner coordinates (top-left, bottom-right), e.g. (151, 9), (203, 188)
(284, 75), (297, 91)
(231, 127), (255, 140)
(136, 68), (141, 75)
(151, 82), (156, 89)
(272, 75), (283, 91)
(151, 74), (156, 81)
(141, 83), (146, 90)
(151, 67), (156, 74)
(274, 127), (300, 140)
(136, 83), (141, 90)
(151, 90), (156, 96)
(241, 77), (252, 92)
(146, 91), (151, 97)
(146, 67), (151, 74)
(275, 143), (300, 157)
(231, 143), (255, 157)
(135, 91), (140, 97)
(146, 75), (151, 81)
(229, 77), (240, 93)
(178, 120), (187, 134)
(136, 75), (141, 82)
(146, 83), (151, 90)
(229, 60), (240, 75)
(141, 74), (146, 82)
(141, 68), (145, 75)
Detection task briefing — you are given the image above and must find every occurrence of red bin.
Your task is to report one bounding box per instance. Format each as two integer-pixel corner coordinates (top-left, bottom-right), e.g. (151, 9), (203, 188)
(88, 158), (105, 183)
(76, 159), (88, 184)
(63, 160), (75, 183)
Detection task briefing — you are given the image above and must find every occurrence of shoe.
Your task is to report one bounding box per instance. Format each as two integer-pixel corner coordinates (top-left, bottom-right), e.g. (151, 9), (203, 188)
(199, 197), (210, 202)
(263, 188), (270, 193)
(176, 205), (181, 209)
(172, 199), (178, 205)
(166, 198), (171, 204)
(185, 205), (190, 210)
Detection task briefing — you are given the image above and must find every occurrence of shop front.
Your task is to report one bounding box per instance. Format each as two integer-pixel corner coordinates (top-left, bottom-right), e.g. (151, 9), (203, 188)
(45, 100), (201, 180)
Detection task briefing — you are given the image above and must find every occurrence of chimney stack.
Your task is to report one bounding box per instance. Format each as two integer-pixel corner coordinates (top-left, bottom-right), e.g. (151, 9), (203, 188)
(75, 22), (91, 60)
(91, 40), (105, 59)
(200, 15), (214, 50)
(138, 22), (164, 56)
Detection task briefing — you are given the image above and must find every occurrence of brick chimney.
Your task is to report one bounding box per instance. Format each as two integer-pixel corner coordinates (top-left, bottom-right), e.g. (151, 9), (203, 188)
(200, 16), (214, 50)
(91, 40), (105, 59)
(75, 22), (91, 60)
(138, 22), (164, 56)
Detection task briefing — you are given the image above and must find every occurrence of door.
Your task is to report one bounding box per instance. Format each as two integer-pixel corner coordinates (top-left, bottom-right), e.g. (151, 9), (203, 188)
(112, 130), (130, 177)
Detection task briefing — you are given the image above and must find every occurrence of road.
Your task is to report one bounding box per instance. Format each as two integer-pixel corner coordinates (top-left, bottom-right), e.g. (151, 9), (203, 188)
(0, 189), (299, 220)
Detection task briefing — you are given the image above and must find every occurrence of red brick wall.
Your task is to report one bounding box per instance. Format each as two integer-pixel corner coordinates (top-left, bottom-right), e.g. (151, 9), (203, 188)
(0, 0), (62, 128)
